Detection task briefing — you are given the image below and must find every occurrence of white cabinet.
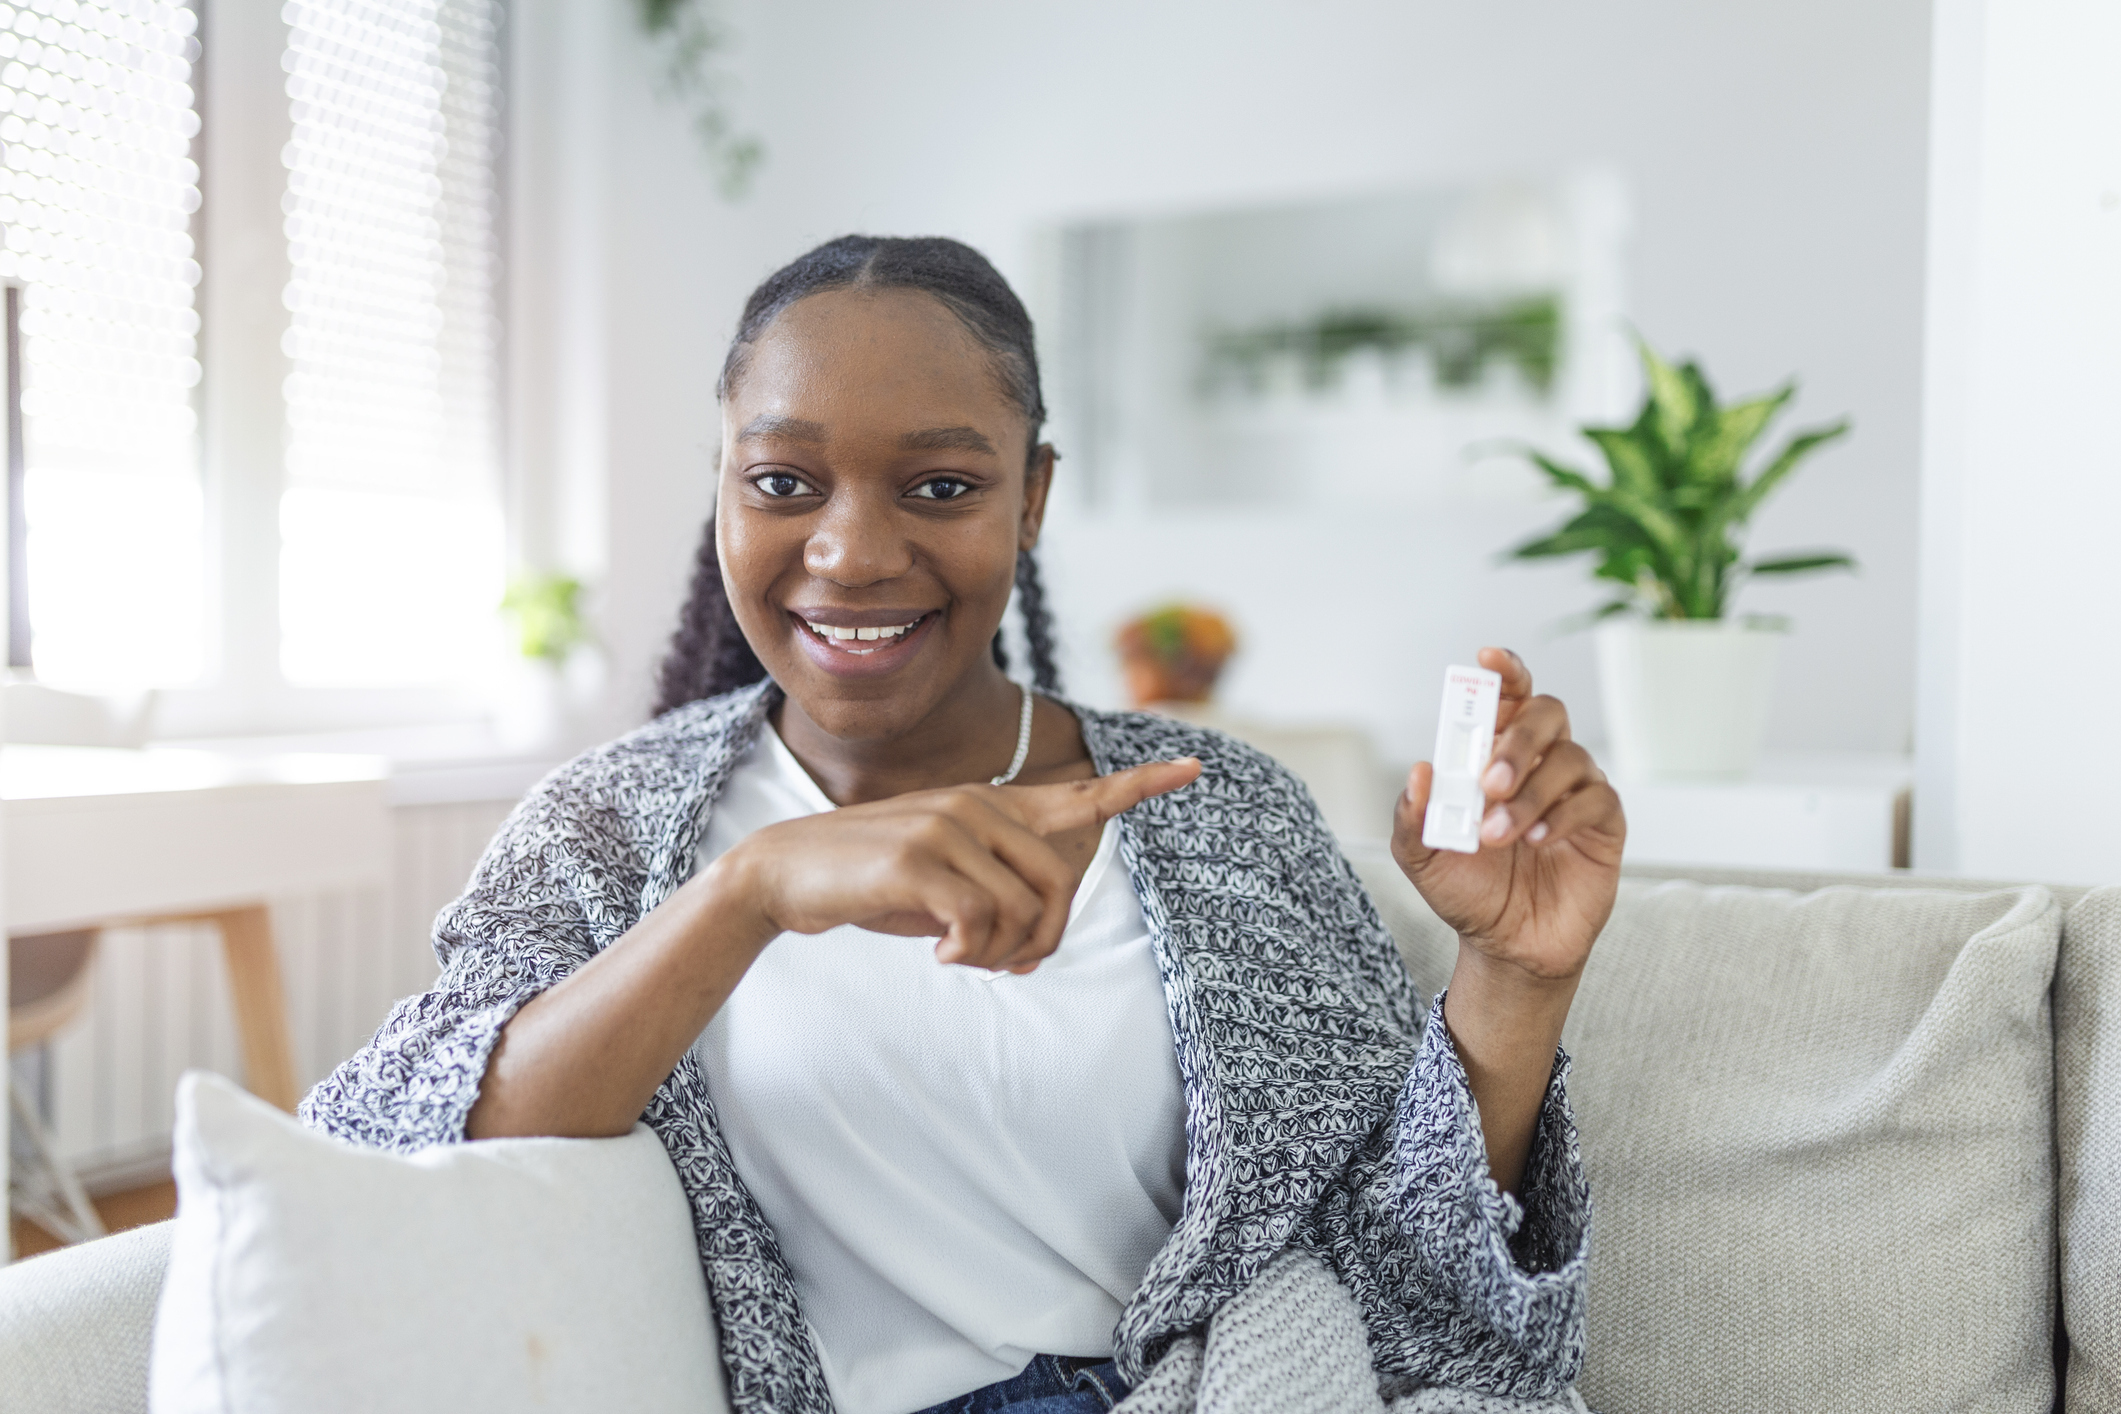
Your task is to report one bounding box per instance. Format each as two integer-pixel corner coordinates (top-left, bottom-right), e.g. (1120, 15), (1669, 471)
(1611, 752), (1912, 873)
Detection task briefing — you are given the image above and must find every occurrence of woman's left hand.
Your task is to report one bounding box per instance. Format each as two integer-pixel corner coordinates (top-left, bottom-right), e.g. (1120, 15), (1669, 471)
(1392, 648), (1625, 984)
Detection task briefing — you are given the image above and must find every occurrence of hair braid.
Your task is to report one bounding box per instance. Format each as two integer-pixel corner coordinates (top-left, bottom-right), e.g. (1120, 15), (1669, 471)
(1015, 549), (1060, 694)
(985, 549), (1062, 694)
(653, 523), (765, 716)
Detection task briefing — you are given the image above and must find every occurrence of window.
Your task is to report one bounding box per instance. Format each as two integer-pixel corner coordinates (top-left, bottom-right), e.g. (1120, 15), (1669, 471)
(6, 0), (506, 714)
(2, 0), (203, 687)
(277, 0), (503, 687)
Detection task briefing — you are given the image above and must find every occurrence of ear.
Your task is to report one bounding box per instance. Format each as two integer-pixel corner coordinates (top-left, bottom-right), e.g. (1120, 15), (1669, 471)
(1019, 443), (1058, 550)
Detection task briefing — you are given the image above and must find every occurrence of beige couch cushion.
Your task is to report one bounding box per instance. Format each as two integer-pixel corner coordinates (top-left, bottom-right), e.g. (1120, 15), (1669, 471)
(0, 1219), (168, 1414)
(1346, 845), (2062, 1414)
(2059, 888), (2121, 1413)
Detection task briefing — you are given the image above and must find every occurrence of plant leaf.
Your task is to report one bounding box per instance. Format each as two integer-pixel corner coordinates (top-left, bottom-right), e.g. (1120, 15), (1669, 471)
(1591, 545), (1655, 586)
(1506, 506), (1647, 559)
(1747, 551), (1857, 575)
(1688, 386), (1792, 486)
(1680, 360), (1718, 418)
(1638, 338), (1701, 455)
(1600, 486), (1689, 561)
(1583, 427), (1661, 501)
(1726, 419), (1852, 527)
(1521, 450), (1598, 495)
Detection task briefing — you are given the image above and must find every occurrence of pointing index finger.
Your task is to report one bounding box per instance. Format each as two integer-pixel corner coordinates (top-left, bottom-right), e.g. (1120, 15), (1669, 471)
(1010, 757), (1202, 837)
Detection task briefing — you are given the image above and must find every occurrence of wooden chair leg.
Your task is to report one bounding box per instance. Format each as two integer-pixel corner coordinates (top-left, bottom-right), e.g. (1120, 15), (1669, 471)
(210, 905), (300, 1112)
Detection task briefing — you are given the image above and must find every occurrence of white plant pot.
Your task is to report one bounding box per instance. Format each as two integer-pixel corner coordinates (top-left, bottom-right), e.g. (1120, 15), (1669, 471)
(1595, 618), (1785, 781)
(494, 657), (568, 752)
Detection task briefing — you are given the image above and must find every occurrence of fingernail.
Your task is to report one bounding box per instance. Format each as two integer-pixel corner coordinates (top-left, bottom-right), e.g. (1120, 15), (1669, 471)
(1480, 806), (1511, 842)
(1481, 761), (1514, 795)
(936, 941), (963, 964)
(1528, 821), (1550, 843)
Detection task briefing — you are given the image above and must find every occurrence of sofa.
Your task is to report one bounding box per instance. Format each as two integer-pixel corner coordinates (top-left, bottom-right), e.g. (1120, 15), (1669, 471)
(4, 854), (2115, 1413)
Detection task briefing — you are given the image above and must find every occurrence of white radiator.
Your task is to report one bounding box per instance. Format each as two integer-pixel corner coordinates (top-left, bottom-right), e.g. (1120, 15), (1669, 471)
(34, 798), (515, 1189)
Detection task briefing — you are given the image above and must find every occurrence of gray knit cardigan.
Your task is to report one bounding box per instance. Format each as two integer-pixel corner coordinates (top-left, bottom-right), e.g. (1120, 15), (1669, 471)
(301, 681), (1591, 1413)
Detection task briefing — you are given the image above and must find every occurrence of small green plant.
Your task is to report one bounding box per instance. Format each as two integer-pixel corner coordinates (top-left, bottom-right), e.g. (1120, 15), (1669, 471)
(637, 0), (763, 199)
(1204, 295), (1561, 396)
(1506, 340), (1855, 620)
(501, 574), (589, 665)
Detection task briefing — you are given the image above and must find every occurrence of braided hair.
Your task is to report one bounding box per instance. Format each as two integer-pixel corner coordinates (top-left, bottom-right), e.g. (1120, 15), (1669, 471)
(653, 235), (1063, 717)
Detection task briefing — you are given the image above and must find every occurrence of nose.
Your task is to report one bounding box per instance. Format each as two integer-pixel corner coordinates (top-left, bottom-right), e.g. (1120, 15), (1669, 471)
(804, 489), (913, 588)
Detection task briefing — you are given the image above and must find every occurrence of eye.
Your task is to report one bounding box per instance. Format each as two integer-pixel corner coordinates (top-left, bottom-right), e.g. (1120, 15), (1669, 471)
(908, 477), (975, 502)
(752, 470), (814, 499)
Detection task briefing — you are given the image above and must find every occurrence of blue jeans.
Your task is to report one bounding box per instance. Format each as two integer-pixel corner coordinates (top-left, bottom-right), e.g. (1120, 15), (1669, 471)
(909, 1354), (1130, 1414)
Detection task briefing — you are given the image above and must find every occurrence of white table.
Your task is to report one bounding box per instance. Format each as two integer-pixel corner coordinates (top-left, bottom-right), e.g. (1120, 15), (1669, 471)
(5, 744), (388, 1120)
(1611, 751), (1914, 873)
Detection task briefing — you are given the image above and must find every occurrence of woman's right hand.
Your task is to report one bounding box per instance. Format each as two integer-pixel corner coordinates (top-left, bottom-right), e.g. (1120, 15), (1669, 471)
(715, 757), (1201, 975)
(470, 755), (1199, 1140)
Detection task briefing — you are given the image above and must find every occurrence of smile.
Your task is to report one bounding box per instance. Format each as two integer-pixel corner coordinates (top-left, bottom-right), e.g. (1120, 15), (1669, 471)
(798, 614), (930, 656)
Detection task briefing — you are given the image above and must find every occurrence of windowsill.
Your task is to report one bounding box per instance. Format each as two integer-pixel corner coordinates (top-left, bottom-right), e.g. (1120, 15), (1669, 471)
(6, 675), (592, 806)
(156, 718), (566, 807)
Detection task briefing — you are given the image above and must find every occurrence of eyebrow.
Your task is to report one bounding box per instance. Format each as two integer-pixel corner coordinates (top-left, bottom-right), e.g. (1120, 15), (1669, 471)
(735, 414), (828, 443)
(899, 426), (997, 455)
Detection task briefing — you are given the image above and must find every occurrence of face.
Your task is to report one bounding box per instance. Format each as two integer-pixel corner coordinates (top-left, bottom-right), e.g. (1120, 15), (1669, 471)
(717, 287), (1053, 742)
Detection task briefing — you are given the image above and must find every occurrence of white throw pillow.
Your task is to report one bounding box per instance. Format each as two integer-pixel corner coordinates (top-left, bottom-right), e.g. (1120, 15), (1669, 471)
(150, 1071), (730, 1414)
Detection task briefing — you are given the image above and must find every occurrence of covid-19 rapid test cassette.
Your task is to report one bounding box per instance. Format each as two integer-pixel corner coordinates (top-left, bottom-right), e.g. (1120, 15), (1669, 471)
(1421, 664), (1503, 854)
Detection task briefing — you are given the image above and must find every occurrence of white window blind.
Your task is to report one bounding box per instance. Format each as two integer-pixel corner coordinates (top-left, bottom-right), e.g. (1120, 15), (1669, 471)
(278, 0), (501, 687)
(0, 0), (203, 686)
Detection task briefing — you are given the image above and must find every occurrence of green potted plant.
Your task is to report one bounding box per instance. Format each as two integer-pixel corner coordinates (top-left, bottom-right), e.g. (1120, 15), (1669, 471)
(1505, 340), (1853, 778)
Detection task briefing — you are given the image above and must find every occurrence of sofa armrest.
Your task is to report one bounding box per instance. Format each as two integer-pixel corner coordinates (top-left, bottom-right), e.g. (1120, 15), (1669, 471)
(0, 1221), (171, 1414)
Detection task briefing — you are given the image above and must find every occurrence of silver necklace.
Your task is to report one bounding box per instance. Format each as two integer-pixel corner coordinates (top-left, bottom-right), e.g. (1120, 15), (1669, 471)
(990, 681), (1035, 786)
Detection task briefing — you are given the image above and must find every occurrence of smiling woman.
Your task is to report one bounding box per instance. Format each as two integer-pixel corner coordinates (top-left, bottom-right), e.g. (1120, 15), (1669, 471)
(302, 236), (1626, 1414)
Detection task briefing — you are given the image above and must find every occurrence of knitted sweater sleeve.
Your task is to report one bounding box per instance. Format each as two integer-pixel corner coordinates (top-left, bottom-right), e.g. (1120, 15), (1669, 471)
(1407, 999), (1588, 1390)
(298, 760), (640, 1153)
(1303, 991), (1591, 1400)
(1254, 755), (1590, 1397)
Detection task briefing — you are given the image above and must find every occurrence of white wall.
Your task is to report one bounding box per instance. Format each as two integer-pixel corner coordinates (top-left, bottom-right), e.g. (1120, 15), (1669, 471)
(1916, 0), (2121, 882)
(512, 0), (1931, 765)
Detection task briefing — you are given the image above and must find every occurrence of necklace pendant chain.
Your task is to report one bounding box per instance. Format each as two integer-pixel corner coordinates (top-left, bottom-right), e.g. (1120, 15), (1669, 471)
(990, 681), (1036, 786)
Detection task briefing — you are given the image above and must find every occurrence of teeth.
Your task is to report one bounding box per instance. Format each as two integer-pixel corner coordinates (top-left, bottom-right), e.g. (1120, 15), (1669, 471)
(801, 614), (920, 644)
(802, 616), (922, 645)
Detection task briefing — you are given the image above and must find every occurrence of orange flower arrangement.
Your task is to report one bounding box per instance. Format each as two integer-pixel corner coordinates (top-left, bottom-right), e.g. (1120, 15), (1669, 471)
(1113, 604), (1239, 708)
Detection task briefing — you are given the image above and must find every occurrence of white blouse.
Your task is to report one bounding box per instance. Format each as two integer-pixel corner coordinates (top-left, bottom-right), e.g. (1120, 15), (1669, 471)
(690, 725), (1189, 1414)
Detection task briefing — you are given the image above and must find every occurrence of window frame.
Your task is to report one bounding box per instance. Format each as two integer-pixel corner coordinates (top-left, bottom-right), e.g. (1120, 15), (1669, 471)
(147, 0), (509, 741)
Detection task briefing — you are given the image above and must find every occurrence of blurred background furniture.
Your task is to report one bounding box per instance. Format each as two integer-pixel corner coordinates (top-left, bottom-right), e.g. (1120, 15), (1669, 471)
(1151, 703), (1400, 841)
(8, 930), (105, 1246)
(3, 745), (388, 1255)
(1607, 750), (1913, 871)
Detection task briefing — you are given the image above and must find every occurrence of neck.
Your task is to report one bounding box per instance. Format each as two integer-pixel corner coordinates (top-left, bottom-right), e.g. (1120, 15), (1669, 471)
(773, 660), (1026, 806)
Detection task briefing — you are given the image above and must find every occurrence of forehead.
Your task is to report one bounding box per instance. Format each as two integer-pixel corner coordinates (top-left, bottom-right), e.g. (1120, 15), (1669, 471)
(728, 287), (1018, 436)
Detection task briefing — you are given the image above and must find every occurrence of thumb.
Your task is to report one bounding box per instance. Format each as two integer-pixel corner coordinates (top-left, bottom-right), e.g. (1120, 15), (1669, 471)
(1011, 757), (1202, 836)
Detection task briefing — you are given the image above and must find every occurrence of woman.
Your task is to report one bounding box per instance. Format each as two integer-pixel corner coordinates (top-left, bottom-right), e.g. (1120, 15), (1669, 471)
(305, 236), (1624, 1414)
